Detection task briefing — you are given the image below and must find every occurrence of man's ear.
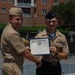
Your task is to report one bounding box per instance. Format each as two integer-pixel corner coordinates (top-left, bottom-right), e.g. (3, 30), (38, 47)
(56, 19), (58, 24)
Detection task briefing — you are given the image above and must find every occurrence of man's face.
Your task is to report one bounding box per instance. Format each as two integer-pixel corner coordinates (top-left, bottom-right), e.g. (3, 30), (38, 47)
(45, 17), (58, 29)
(9, 15), (23, 29)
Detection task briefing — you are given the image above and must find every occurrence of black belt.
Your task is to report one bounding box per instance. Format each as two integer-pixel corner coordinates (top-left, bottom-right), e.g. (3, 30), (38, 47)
(4, 59), (15, 63)
(42, 60), (60, 66)
(4, 59), (23, 65)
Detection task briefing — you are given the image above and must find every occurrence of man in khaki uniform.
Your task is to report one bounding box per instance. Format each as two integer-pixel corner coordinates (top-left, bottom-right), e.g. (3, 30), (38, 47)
(1, 7), (42, 75)
(35, 11), (69, 75)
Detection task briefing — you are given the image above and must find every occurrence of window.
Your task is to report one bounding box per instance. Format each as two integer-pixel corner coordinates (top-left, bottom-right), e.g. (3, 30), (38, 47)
(18, 0), (28, 3)
(54, 0), (59, 5)
(1, 0), (6, 2)
(9, 0), (13, 3)
(42, 9), (47, 15)
(54, 0), (58, 3)
(22, 9), (30, 17)
(65, 0), (70, 3)
(1, 8), (6, 13)
(42, 0), (47, 4)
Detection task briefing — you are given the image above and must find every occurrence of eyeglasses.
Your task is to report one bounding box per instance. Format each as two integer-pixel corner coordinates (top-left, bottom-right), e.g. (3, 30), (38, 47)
(47, 20), (57, 23)
(46, 19), (57, 23)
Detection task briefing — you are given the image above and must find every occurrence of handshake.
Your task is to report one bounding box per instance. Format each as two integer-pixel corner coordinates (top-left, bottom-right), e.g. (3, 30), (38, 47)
(24, 39), (42, 67)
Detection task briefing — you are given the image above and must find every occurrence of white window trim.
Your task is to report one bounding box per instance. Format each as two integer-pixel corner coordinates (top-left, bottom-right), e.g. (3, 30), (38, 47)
(9, 0), (13, 3)
(1, 8), (6, 13)
(42, 9), (47, 15)
(42, 0), (47, 4)
(1, 0), (6, 3)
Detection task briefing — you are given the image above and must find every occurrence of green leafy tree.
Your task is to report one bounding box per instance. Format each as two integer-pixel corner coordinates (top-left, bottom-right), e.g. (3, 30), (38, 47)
(51, 0), (75, 30)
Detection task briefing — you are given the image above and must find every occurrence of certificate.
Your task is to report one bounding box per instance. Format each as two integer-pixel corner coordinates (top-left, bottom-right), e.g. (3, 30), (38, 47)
(30, 38), (50, 55)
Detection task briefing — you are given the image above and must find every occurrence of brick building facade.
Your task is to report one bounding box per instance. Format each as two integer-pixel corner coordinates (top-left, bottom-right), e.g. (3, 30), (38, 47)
(0, 0), (67, 26)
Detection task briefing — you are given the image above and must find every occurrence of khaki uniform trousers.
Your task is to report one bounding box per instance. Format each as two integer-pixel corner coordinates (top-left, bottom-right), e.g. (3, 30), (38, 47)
(2, 62), (23, 75)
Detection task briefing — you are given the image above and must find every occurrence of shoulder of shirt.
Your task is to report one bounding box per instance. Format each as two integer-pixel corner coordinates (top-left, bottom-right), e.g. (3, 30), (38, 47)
(35, 29), (47, 38)
(56, 30), (66, 38)
(3, 23), (19, 36)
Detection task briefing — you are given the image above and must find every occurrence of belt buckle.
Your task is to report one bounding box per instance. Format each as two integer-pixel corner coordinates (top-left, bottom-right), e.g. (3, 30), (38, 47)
(52, 62), (57, 66)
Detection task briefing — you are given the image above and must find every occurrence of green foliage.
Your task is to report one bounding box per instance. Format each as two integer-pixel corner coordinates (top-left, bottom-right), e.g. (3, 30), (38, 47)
(51, 0), (75, 29)
(0, 23), (6, 31)
(0, 23), (6, 28)
(0, 23), (46, 33)
(0, 23), (75, 37)
(18, 26), (46, 33)
(57, 28), (69, 35)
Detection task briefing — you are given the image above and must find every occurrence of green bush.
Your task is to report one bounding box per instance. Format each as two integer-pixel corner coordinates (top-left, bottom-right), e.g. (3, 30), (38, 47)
(0, 23), (46, 36)
(0, 23), (75, 35)
(0, 23), (6, 34)
(0, 23), (6, 29)
(18, 26), (46, 33)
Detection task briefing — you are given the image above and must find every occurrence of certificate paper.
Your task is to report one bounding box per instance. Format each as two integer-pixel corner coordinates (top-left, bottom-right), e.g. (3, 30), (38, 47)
(30, 38), (50, 55)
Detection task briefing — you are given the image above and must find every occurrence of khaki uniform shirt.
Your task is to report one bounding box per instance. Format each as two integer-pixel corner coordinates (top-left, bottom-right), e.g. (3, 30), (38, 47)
(1, 23), (25, 65)
(35, 29), (69, 62)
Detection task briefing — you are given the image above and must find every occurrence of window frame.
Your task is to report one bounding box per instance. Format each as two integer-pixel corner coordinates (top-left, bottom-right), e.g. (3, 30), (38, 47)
(1, 8), (6, 13)
(9, 0), (14, 3)
(1, 0), (6, 3)
(42, 0), (47, 4)
(42, 9), (47, 15)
